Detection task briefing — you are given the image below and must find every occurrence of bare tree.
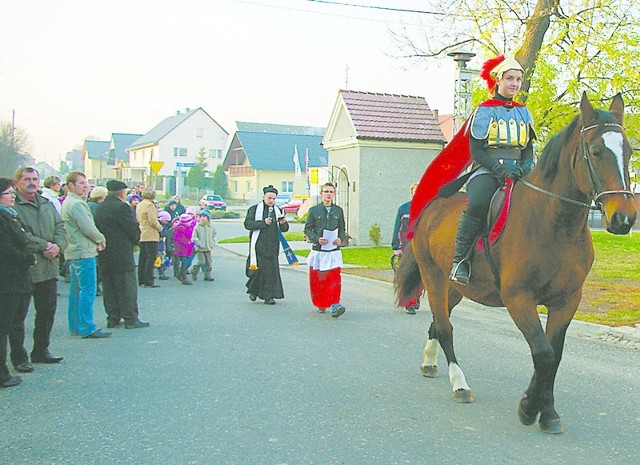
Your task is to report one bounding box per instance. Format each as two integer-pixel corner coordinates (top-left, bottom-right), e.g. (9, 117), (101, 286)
(0, 122), (32, 178)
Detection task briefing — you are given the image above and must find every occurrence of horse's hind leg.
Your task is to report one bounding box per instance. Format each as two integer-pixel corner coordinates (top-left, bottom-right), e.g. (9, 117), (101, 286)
(421, 321), (440, 378)
(421, 275), (472, 403)
(421, 286), (463, 378)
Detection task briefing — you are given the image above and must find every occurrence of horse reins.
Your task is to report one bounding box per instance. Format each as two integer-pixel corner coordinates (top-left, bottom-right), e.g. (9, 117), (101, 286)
(521, 122), (633, 212)
(520, 179), (597, 210)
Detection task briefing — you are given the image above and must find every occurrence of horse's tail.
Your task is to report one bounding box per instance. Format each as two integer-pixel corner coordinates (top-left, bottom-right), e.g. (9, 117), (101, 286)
(394, 243), (423, 307)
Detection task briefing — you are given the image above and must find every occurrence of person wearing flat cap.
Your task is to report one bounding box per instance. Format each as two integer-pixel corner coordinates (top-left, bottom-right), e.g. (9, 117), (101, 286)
(244, 185), (289, 305)
(93, 180), (149, 329)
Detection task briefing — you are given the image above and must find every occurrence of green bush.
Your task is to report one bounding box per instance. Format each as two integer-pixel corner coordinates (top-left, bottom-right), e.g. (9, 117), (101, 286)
(369, 223), (382, 246)
(290, 211), (308, 223)
(211, 210), (241, 219)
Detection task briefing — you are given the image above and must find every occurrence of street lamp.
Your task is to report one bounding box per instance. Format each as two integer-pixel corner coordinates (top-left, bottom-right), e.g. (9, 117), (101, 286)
(448, 49), (477, 133)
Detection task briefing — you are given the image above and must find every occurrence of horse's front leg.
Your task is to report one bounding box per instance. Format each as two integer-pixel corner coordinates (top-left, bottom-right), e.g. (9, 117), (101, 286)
(507, 294), (578, 434)
(528, 296), (578, 434)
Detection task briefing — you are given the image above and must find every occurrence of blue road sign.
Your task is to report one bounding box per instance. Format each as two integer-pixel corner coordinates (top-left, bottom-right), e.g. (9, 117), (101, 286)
(176, 162), (196, 168)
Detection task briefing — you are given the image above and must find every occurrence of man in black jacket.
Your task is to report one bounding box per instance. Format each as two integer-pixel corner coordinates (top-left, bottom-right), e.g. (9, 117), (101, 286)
(304, 182), (347, 317)
(94, 180), (149, 329)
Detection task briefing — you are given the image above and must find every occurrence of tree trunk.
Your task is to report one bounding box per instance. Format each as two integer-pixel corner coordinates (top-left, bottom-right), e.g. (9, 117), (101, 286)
(515, 0), (557, 102)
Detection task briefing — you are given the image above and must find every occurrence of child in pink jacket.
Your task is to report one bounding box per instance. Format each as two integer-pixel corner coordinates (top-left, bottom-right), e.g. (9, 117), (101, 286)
(172, 213), (196, 285)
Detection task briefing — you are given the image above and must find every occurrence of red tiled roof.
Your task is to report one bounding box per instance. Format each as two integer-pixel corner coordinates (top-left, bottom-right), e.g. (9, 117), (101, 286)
(340, 90), (445, 143)
(437, 113), (455, 142)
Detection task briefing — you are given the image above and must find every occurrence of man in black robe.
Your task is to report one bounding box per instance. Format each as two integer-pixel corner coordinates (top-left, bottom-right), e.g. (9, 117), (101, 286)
(244, 185), (289, 305)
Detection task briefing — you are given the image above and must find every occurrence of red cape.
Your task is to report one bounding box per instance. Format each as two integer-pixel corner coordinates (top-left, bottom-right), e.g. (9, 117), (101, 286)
(406, 98), (525, 239)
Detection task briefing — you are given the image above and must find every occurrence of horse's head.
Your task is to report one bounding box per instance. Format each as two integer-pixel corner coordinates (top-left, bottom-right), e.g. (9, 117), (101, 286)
(577, 93), (637, 234)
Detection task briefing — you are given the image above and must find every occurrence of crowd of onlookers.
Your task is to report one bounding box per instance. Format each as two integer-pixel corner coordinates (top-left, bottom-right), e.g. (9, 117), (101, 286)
(0, 168), (216, 389)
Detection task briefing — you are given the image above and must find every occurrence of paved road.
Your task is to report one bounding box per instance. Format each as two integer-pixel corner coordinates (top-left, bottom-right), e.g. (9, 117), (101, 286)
(2, 220), (639, 464)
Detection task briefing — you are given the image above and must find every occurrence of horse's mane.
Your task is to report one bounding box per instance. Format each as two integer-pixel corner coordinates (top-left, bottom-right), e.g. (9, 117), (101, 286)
(536, 116), (580, 182)
(536, 109), (617, 182)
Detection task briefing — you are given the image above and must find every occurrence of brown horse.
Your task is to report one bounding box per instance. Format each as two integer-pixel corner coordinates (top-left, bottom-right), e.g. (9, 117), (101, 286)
(395, 93), (637, 434)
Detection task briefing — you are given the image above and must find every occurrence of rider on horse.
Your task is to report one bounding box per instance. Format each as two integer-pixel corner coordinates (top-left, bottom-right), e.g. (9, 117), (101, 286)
(450, 55), (536, 284)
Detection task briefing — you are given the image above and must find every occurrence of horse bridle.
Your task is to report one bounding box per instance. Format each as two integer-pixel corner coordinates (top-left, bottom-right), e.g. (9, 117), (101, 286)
(521, 122), (634, 211)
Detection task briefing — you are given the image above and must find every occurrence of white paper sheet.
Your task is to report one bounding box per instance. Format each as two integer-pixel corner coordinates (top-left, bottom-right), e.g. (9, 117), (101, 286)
(321, 228), (338, 251)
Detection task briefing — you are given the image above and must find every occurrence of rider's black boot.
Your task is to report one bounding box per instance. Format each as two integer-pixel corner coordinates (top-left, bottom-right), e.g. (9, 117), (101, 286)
(450, 211), (484, 284)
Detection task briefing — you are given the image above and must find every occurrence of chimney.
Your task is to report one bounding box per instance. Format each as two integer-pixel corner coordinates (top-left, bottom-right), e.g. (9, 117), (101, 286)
(176, 110), (180, 116)
(184, 108), (190, 113)
(432, 109), (439, 119)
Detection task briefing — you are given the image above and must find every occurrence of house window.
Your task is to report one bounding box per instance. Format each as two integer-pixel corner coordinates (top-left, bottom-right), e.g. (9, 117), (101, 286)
(150, 149), (154, 160)
(196, 128), (203, 138)
(246, 181), (251, 192)
(173, 147), (187, 157)
(209, 149), (222, 159)
(233, 181), (238, 193)
(281, 181), (293, 193)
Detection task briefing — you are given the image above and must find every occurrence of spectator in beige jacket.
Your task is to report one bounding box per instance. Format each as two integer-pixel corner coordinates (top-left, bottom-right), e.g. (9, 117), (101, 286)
(60, 172), (109, 339)
(136, 187), (162, 288)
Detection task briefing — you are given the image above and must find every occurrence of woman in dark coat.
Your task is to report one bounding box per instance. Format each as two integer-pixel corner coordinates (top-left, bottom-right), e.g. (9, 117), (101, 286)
(0, 178), (35, 388)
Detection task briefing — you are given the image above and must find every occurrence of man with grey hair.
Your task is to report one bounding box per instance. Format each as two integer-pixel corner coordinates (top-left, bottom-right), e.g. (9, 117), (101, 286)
(94, 180), (149, 329)
(11, 166), (67, 370)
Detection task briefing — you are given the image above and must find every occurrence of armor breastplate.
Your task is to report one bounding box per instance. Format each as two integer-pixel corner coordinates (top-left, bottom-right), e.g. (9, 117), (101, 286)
(469, 105), (534, 149)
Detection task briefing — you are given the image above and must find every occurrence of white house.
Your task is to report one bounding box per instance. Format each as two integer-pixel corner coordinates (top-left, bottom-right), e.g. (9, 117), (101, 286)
(322, 90), (446, 245)
(126, 107), (229, 194)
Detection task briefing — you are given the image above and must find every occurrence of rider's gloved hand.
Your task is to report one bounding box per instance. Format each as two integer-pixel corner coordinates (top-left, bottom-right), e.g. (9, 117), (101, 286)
(509, 165), (525, 180)
(491, 162), (512, 179)
(393, 249), (402, 256)
(519, 159), (533, 177)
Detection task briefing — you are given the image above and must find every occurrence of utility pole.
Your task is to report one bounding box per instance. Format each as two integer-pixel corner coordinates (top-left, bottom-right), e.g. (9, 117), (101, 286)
(11, 109), (15, 150)
(345, 63), (350, 89)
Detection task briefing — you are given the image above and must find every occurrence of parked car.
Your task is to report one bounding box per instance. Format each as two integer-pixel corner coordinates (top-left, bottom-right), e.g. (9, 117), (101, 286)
(274, 194), (291, 207)
(199, 194), (227, 211)
(281, 199), (304, 214)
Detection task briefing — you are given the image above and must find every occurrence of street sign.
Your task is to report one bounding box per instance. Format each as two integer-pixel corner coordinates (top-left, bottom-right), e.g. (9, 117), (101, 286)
(310, 167), (319, 184)
(176, 162), (196, 168)
(149, 161), (165, 174)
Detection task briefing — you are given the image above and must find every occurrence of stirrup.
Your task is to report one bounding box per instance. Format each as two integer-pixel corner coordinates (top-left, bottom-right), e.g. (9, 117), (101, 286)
(450, 260), (471, 284)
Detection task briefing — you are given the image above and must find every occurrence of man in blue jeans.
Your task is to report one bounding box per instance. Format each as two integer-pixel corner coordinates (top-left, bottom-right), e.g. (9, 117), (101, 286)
(60, 172), (110, 339)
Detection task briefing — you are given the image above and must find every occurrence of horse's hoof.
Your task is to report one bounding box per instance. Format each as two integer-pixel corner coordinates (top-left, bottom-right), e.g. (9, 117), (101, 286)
(539, 418), (564, 434)
(453, 389), (474, 403)
(420, 365), (439, 378)
(517, 398), (538, 425)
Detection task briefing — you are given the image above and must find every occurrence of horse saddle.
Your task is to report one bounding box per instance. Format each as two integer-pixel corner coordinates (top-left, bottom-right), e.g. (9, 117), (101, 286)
(476, 179), (514, 251)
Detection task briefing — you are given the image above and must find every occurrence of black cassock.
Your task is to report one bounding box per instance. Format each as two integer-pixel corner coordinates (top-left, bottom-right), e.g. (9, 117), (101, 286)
(244, 203), (289, 300)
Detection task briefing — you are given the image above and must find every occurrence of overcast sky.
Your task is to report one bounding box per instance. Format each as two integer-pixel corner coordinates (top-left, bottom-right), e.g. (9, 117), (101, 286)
(0, 0), (462, 167)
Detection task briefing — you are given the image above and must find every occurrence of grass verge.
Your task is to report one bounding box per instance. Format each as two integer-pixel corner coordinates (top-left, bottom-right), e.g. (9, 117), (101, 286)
(294, 231), (640, 327)
(219, 231), (306, 244)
